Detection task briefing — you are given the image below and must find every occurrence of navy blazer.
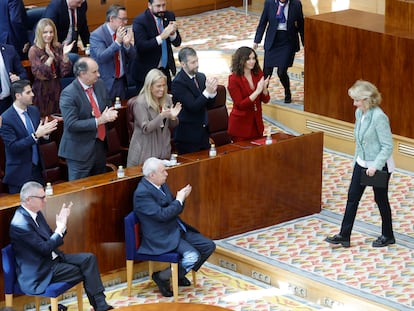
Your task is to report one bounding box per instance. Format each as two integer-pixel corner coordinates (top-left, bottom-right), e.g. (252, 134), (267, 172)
(58, 78), (111, 161)
(43, 0), (89, 48)
(254, 0), (304, 52)
(132, 9), (181, 84)
(133, 178), (198, 256)
(90, 23), (136, 93)
(10, 206), (65, 295)
(0, 44), (28, 87)
(0, 0), (29, 59)
(171, 69), (215, 145)
(0, 105), (42, 187)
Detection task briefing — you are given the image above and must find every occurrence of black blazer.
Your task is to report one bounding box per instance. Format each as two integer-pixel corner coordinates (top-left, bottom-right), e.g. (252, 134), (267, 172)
(43, 0), (89, 49)
(132, 9), (181, 85)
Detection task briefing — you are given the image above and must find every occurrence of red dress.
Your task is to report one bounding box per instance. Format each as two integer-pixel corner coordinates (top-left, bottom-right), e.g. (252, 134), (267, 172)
(227, 70), (270, 142)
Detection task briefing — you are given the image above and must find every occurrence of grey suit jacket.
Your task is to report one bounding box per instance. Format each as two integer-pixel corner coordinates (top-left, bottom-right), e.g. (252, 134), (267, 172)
(58, 78), (111, 161)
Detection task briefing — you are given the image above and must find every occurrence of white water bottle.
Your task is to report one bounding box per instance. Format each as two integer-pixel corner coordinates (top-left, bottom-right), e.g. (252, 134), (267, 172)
(114, 97), (121, 109)
(117, 165), (125, 178)
(45, 182), (54, 196)
(85, 44), (90, 56)
(209, 144), (217, 157)
(265, 133), (272, 145)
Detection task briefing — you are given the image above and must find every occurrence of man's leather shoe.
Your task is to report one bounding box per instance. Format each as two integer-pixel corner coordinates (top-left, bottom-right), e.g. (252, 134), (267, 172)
(372, 235), (395, 247)
(152, 272), (173, 297)
(325, 234), (350, 248)
(178, 276), (191, 286)
(284, 95), (292, 103)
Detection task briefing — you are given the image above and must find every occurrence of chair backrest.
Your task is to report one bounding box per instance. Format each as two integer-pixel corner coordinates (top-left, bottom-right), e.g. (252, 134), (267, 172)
(208, 85), (232, 146)
(26, 7), (47, 44)
(124, 212), (140, 260)
(39, 141), (67, 184)
(2, 245), (23, 295)
(106, 128), (124, 167)
(126, 96), (137, 141)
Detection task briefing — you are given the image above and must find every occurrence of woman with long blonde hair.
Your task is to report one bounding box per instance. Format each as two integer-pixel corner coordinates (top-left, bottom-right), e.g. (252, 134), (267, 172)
(28, 18), (74, 116)
(127, 69), (182, 167)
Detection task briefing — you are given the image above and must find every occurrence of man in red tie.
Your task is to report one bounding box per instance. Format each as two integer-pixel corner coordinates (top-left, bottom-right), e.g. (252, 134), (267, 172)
(58, 57), (118, 180)
(90, 5), (136, 101)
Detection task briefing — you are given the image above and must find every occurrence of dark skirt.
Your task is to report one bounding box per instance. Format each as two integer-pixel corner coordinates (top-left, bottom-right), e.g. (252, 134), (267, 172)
(264, 30), (296, 68)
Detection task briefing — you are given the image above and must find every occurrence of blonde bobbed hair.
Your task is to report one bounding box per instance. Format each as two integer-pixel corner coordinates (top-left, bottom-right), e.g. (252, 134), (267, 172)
(348, 80), (382, 110)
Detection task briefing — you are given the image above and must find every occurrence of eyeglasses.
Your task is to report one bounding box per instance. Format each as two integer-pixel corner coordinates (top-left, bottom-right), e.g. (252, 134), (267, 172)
(115, 16), (129, 22)
(29, 195), (46, 200)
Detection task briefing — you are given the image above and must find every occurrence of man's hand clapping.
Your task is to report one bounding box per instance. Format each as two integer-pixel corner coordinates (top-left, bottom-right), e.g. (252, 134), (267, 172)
(98, 107), (118, 125)
(205, 77), (218, 94)
(35, 117), (58, 138)
(176, 184), (192, 203)
(55, 201), (73, 234)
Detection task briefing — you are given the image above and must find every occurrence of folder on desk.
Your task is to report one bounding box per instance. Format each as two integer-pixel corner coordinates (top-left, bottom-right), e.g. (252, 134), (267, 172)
(251, 137), (276, 145)
(360, 169), (388, 188)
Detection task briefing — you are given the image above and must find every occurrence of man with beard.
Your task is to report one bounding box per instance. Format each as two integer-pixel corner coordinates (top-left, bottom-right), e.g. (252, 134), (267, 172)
(131, 0), (181, 93)
(171, 47), (218, 155)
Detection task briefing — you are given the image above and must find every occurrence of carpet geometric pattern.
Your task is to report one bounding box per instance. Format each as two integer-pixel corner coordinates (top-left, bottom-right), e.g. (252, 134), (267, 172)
(218, 150), (414, 310)
(64, 264), (324, 311)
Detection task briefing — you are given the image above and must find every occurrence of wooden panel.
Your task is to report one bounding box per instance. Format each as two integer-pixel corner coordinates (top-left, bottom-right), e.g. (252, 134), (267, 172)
(304, 9), (414, 139)
(385, 0), (414, 31)
(0, 132), (323, 296)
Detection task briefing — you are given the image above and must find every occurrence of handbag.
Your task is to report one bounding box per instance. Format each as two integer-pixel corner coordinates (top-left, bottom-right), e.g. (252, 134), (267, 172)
(360, 169), (388, 188)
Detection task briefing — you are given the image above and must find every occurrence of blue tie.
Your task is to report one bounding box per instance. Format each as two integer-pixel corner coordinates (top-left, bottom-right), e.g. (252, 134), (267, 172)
(157, 18), (168, 68)
(23, 111), (39, 165)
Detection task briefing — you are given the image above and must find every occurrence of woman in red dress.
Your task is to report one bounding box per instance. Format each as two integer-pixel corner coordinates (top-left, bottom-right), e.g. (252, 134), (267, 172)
(28, 18), (74, 116)
(227, 46), (270, 142)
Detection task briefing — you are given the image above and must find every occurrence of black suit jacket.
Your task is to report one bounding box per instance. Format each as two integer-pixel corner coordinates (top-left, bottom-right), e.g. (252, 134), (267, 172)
(0, 43), (28, 88)
(43, 0), (89, 49)
(171, 69), (215, 149)
(132, 9), (181, 85)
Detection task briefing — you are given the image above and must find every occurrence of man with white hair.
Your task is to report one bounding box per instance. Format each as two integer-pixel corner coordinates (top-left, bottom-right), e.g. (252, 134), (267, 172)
(133, 157), (216, 297)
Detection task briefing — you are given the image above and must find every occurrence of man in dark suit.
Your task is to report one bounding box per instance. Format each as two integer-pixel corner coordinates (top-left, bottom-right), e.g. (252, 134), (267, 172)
(0, 80), (57, 194)
(0, 0), (30, 59)
(43, 0), (90, 53)
(132, 0), (181, 93)
(58, 57), (118, 181)
(0, 44), (28, 114)
(171, 47), (218, 155)
(9, 181), (113, 310)
(134, 157), (215, 297)
(90, 4), (136, 101)
(253, 0), (304, 103)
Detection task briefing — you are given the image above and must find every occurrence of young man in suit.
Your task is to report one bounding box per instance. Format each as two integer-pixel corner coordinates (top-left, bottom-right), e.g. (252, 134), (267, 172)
(0, 80), (57, 194)
(171, 47), (218, 154)
(134, 157), (216, 297)
(0, 44), (28, 114)
(253, 0), (304, 103)
(58, 57), (118, 180)
(90, 4), (136, 101)
(10, 181), (113, 310)
(43, 0), (89, 53)
(132, 0), (181, 93)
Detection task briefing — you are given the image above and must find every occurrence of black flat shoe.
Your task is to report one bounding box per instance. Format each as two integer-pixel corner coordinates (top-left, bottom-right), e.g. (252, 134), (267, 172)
(325, 234), (350, 248)
(178, 276), (191, 286)
(152, 272), (173, 297)
(284, 95), (292, 103)
(372, 235), (395, 248)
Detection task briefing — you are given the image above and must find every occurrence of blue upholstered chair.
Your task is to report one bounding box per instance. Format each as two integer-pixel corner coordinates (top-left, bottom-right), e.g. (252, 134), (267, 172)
(124, 212), (196, 300)
(1, 244), (84, 311)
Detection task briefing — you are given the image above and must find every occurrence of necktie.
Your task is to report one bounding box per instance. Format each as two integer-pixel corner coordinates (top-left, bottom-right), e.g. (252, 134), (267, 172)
(276, 1), (286, 23)
(193, 76), (199, 89)
(23, 111), (39, 165)
(85, 88), (105, 141)
(113, 33), (120, 78)
(70, 9), (78, 42)
(157, 18), (168, 68)
(177, 218), (187, 233)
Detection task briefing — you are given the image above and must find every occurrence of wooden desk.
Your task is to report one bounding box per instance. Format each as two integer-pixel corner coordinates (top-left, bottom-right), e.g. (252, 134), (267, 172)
(118, 302), (231, 311)
(0, 132), (323, 294)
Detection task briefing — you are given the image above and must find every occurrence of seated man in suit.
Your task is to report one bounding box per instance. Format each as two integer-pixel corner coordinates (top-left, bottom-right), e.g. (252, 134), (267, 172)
(0, 80), (58, 194)
(0, 44), (28, 114)
(133, 157), (216, 297)
(10, 181), (113, 310)
(90, 4), (136, 101)
(171, 47), (218, 154)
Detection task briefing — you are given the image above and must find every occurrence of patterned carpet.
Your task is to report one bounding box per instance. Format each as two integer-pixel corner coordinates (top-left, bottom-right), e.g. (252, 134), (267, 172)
(218, 149), (414, 311)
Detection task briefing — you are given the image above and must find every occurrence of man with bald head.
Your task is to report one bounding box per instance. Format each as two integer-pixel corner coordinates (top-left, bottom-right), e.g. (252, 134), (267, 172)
(58, 57), (118, 180)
